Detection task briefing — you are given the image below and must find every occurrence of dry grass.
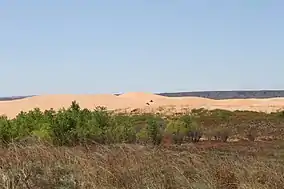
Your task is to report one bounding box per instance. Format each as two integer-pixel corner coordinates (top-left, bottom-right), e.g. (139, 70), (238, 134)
(0, 141), (283, 189)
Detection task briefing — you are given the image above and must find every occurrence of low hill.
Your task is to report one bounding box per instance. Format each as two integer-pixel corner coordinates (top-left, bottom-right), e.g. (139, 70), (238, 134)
(0, 96), (35, 101)
(159, 90), (284, 99)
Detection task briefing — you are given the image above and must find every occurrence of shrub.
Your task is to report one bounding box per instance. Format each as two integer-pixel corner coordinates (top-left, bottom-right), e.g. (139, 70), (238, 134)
(136, 128), (149, 144)
(108, 114), (136, 143)
(50, 108), (77, 146)
(247, 127), (258, 141)
(169, 115), (203, 143)
(165, 120), (188, 144)
(0, 102), (282, 147)
(212, 127), (231, 142)
(146, 116), (163, 145)
(187, 120), (202, 142)
(0, 115), (13, 144)
(188, 130), (202, 143)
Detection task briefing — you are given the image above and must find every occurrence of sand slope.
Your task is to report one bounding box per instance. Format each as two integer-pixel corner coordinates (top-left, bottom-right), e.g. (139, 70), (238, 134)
(1, 92), (284, 118)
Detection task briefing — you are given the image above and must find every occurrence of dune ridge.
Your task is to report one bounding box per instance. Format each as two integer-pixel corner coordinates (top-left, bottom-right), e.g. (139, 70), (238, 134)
(1, 92), (284, 118)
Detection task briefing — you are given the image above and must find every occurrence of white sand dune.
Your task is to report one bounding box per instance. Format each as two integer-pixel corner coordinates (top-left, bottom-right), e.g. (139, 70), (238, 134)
(1, 92), (284, 118)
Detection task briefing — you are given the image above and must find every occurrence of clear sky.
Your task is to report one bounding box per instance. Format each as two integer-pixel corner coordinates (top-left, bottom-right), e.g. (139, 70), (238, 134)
(1, 0), (283, 96)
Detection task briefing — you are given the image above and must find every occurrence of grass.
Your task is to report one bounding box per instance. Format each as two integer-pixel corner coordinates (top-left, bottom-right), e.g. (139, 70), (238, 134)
(0, 101), (284, 188)
(0, 141), (284, 188)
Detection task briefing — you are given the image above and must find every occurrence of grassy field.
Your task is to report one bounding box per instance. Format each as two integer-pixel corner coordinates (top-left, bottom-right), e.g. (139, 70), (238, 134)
(0, 101), (284, 188)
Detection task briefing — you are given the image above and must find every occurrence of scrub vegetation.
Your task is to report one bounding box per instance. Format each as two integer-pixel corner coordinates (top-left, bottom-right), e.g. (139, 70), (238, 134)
(0, 101), (284, 188)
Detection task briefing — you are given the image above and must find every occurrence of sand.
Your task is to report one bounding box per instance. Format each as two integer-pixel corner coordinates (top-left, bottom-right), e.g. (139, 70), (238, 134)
(1, 92), (284, 118)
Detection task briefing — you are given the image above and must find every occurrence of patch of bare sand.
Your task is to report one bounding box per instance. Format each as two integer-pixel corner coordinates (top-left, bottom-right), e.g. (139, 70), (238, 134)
(1, 92), (284, 118)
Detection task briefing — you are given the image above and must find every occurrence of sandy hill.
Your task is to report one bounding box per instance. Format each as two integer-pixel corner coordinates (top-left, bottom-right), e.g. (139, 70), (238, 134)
(1, 92), (284, 118)
(118, 92), (168, 100)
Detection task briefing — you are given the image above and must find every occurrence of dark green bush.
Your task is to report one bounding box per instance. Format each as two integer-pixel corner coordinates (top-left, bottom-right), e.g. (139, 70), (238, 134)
(146, 116), (163, 145)
(0, 115), (13, 144)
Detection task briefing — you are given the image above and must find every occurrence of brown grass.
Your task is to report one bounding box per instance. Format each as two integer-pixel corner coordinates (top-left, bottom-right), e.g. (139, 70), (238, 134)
(0, 141), (283, 189)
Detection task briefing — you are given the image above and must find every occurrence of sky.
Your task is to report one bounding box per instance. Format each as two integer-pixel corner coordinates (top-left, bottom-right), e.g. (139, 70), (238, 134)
(0, 0), (284, 96)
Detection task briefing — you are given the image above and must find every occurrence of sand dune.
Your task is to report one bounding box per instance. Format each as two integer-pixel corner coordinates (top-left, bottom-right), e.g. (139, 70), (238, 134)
(1, 92), (284, 118)
(118, 92), (168, 100)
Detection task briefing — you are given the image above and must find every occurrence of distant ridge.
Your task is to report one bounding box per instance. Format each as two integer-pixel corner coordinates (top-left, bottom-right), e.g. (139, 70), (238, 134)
(1, 90), (284, 101)
(158, 90), (284, 99)
(0, 96), (35, 101)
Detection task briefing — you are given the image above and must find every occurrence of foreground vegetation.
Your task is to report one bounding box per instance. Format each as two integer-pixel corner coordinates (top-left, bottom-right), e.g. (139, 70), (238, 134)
(1, 101), (284, 145)
(0, 101), (284, 188)
(1, 141), (284, 188)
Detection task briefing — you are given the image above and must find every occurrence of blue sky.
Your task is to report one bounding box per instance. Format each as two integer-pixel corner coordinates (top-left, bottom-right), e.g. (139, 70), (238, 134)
(1, 0), (283, 96)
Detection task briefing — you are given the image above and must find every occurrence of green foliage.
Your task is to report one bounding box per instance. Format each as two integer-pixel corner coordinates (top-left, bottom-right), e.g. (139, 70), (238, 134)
(165, 115), (202, 144)
(0, 115), (13, 144)
(107, 114), (136, 143)
(145, 115), (163, 145)
(165, 120), (188, 144)
(136, 128), (149, 144)
(165, 120), (188, 135)
(0, 101), (284, 146)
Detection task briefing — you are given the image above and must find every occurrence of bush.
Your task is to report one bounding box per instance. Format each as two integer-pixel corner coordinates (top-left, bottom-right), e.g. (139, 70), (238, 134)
(165, 120), (188, 144)
(108, 114), (136, 143)
(0, 115), (13, 144)
(146, 116), (163, 145)
(247, 127), (258, 141)
(187, 120), (202, 142)
(0, 102), (282, 147)
(212, 127), (231, 142)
